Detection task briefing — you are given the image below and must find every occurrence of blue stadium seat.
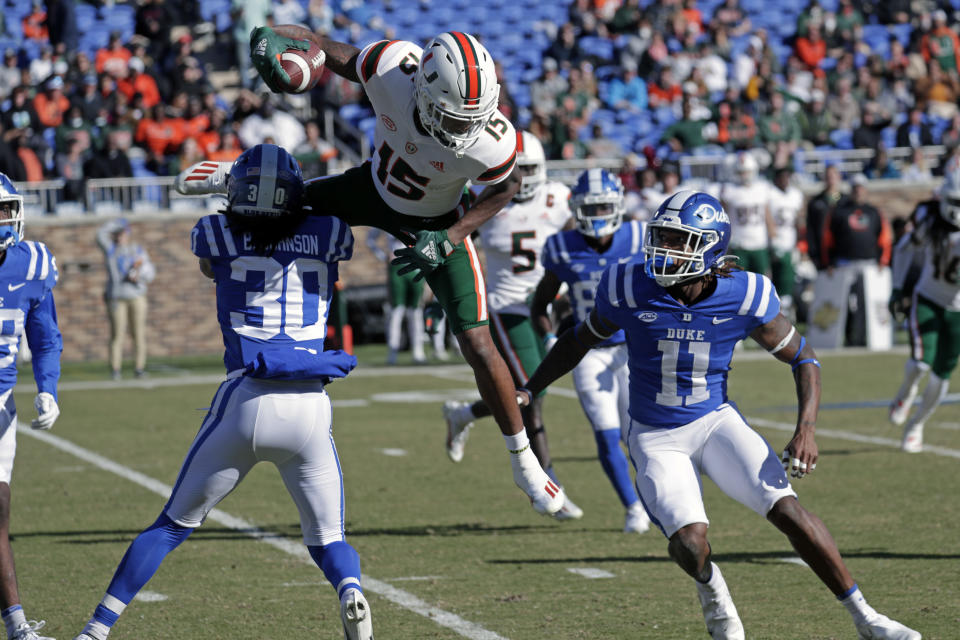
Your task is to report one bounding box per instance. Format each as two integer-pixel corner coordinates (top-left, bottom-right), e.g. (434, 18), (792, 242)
(890, 23), (912, 48)
(830, 129), (853, 150)
(578, 36), (615, 63)
(881, 127), (896, 149)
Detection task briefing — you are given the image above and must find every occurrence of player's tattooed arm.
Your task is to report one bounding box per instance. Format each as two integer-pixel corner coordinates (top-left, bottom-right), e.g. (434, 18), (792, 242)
(445, 166), (522, 246)
(530, 271), (562, 339)
(522, 309), (615, 402)
(272, 24), (361, 82)
(751, 313), (821, 467)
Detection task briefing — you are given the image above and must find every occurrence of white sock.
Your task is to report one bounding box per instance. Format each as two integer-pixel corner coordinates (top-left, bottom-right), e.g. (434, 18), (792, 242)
(2, 605), (26, 638)
(82, 621), (111, 640)
(894, 359), (928, 406)
(839, 584), (877, 624)
(407, 308), (425, 360)
(696, 562), (726, 592)
(387, 306), (405, 351)
(909, 372), (949, 428)
(503, 430), (530, 453)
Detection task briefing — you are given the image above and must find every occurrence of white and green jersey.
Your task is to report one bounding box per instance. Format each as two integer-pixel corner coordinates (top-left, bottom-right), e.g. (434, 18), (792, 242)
(721, 180), (771, 251)
(768, 183), (803, 254)
(355, 39), (518, 216)
(894, 200), (960, 310)
(480, 181), (571, 315)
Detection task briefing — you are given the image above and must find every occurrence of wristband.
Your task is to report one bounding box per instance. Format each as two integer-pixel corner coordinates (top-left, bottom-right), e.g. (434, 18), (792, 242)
(542, 332), (557, 345)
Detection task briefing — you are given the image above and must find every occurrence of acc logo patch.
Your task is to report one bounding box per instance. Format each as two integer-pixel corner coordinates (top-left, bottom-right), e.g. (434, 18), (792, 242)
(693, 203), (730, 224)
(638, 312), (657, 322)
(381, 115), (397, 131)
(405, 142), (418, 154)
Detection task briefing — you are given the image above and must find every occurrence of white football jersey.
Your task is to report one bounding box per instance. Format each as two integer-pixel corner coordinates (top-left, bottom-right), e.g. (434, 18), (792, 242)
(722, 180), (771, 251)
(909, 204), (960, 310)
(481, 182), (571, 315)
(768, 184), (803, 253)
(356, 40), (518, 216)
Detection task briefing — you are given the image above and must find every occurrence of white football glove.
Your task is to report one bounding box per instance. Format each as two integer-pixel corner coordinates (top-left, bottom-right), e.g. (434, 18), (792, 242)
(174, 161), (232, 196)
(31, 392), (59, 430)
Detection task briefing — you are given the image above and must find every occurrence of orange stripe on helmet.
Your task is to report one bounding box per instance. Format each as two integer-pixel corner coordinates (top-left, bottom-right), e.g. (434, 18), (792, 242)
(450, 32), (480, 100)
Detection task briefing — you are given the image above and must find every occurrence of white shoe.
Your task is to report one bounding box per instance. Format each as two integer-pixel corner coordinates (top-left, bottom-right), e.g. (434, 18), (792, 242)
(435, 349), (450, 362)
(889, 398), (914, 426)
(174, 160), (232, 196)
(72, 635), (95, 640)
(443, 400), (473, 463)
(510, 446), (564, 515)
(624, 503), (651, 534)
(340, 588), (373, 640)
(901, 423), (924, 453)
(12, 620), (54, 640)
(856, 613), (921, 639)
(695, 567), (745, 640)
(551, 495), (584, 520)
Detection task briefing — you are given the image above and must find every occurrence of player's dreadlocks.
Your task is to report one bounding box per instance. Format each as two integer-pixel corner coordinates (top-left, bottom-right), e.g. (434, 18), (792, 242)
(223, 207), (308, 256)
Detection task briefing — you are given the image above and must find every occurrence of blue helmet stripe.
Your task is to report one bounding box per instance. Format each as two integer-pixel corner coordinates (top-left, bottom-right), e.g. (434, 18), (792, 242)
(255, 144), (279, 212)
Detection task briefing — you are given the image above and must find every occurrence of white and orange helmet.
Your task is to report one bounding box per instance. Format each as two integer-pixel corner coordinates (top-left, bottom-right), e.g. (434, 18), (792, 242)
(415, 31), (499, 155)
(515, 131), (546, 201)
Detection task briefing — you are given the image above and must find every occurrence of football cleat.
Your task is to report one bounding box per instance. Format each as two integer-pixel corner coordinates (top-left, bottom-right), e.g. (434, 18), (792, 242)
(72, 635), (96, 640)
(11, 620), (54, 640)
(340, 588), (373, 640)
(551, 495), (584, 521)
(696, 566), (745, 640)
(888, 399), (912, 426)
(623, 503), (651, 534)
(901, 423), (924, 453)
(855, 614), (921, 639)
(510, 446), (565, 515)
(443, 400), (474, 463)
(174, 160), (232, 196)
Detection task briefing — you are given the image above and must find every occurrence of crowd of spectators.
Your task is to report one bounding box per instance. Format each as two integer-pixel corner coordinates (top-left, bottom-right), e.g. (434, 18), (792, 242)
(0, 0), (957, 208)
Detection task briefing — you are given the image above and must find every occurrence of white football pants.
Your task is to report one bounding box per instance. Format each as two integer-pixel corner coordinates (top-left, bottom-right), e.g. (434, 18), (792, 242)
(572, 344), (630, 439)
(164, 376), (347, 546)
(628, 403), (797, 538)
(0, 389), (17, 484)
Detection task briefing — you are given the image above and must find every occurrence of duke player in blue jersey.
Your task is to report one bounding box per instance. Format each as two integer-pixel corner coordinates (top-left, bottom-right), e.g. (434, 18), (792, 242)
(530, 169), (650, 533)
(0, 175), (61, 640)
(72, 146), (373, 640)
(520, 191), (921, 639)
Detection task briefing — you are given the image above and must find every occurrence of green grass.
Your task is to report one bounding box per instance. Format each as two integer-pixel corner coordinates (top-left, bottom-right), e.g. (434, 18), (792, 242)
(8, 348), (958, 639)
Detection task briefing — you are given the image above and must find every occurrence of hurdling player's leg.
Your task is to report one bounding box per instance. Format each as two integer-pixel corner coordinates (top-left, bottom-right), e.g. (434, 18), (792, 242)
(78, 514), (193, 639)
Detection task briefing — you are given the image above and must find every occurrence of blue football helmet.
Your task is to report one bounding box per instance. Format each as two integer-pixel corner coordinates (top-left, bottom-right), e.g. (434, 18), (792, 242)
(570, 168), (624, 238)
(226, 144), (304, 218)
(644, 190), (731, 287)
(0, 173), (24, 250)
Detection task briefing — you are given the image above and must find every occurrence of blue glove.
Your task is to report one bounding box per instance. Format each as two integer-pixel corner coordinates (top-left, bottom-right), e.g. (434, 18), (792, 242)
(250, 26), (309, 92)
(391, 230), (456, 282)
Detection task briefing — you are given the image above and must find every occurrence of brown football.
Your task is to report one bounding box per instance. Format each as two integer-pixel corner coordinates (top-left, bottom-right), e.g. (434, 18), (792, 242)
(278, 43), (326, 94)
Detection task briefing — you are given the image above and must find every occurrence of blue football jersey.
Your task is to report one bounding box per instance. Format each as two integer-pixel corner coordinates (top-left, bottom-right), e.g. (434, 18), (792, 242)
(541, 220), (643, 346)
(0, 240), (62, 399)
(191, 214), (355, 380)
(595, 263), (780, 428)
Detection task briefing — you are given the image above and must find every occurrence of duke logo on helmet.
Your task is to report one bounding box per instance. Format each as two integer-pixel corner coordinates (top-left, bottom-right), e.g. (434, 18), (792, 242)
(644, 190), (732, 287)
(569, 168), (625, 238)
(226, 144), (304, 218)
(0, 173), (24, 250)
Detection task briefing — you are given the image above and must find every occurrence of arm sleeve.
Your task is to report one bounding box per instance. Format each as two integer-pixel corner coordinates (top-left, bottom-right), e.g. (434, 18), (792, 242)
(25, 292), (62, 400)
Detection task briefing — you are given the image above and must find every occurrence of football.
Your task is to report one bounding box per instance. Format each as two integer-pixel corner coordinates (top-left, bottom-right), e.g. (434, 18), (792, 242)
(277, 43), (326, 94)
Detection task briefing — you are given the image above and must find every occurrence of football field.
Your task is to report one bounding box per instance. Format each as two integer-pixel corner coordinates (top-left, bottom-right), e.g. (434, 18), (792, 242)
(9, 348), (957, 639)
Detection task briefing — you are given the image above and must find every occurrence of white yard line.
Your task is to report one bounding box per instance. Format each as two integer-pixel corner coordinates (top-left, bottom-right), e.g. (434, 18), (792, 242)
(18, 427), (510, 640)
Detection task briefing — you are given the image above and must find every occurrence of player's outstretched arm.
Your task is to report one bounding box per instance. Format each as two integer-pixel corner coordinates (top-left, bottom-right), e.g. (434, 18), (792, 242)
(446, 167), (522, 246)
(530, 271), (562, 349)
(521, 309), (616, 404)
(251, 24), (360, 90)
(751, 313), (822, 478)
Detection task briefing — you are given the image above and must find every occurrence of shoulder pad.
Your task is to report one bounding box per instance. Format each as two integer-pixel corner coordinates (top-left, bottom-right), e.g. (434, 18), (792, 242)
(472, 114), (518, 184)
(734, 271), (779, 320)
(20, 241), (58, 284)
(356, 40), (421, 85)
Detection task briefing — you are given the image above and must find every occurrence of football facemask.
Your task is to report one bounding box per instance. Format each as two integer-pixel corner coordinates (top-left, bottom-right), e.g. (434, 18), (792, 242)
(226, 143), (304, 218)
(644, 190), (731, 287)
(415, 32), (499, 155)
(0, 173), (24, 250)
(515, 131), (546, 201)
(570, 168), (624, 238)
